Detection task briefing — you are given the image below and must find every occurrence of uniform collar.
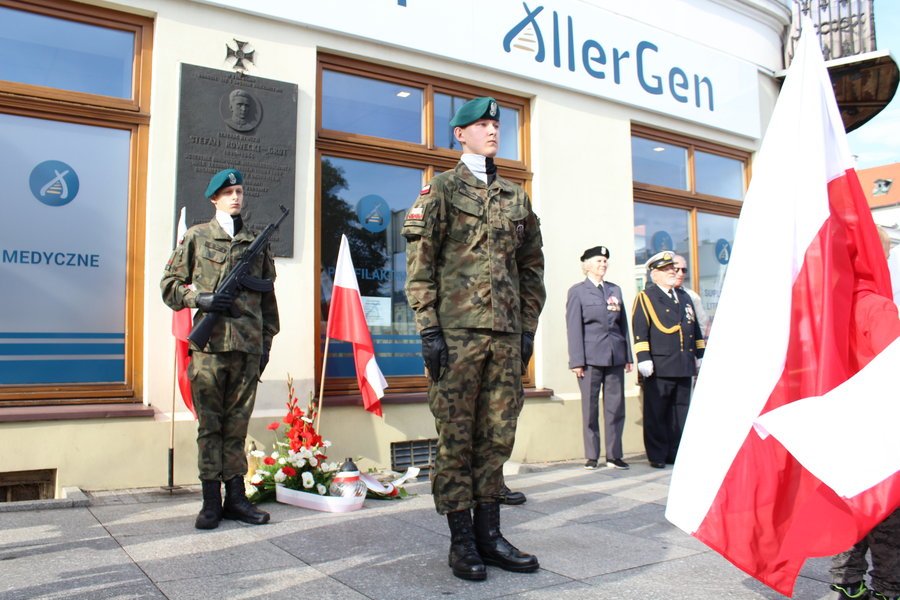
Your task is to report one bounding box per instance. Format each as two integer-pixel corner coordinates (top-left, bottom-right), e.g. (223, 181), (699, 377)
(455, 160), (512, 192)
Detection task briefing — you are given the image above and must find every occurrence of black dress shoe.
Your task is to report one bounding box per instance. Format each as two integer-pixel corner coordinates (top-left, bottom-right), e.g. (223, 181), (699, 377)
(649, 462), (666, 469)
(498, 484), (526, 505)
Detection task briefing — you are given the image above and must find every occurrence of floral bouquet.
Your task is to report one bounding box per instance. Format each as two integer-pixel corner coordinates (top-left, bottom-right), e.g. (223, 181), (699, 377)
(248, 377), (339, 503)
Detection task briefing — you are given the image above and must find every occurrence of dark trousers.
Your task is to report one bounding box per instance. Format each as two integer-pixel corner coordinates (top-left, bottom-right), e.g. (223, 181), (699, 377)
(578, 365), (626, 461)
(641, 375), (691, 464)
(831, 509), (900, 595)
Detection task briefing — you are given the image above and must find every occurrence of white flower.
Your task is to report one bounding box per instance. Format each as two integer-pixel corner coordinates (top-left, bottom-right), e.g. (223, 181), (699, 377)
(323, 440), (333, 448)
(292, 457), (307, 468)
(250, 473), (263, 484)
(278, 457), (287, 465)
(321, 462), (338, 472)
(255, 469), (269, 477)
(274, 469), (287, 483)
(276, 441), (289, 447)
(299, 448), (313, 460)
(302, 471), (315, 489)
(301, 416), (313, 423)
(270, 451), (280, 459)
(250, 450), (266, 458)
(309, 456), (318, 467)
(316, 483), (327, 495)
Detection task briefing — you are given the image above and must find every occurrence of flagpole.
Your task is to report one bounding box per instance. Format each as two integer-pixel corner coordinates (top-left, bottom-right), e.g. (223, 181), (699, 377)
(162, 351), (180, 493)
(316, 336), (331, 432)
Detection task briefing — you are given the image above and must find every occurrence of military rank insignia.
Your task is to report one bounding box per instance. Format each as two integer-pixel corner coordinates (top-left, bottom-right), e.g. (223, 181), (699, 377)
(685, 303), (695, 323)
(419, 184), (431, 195)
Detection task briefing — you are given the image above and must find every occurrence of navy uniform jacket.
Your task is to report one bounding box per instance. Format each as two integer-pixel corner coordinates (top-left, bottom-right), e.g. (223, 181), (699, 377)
(566, 279), (633, 369)
(632, 284), (705, 378)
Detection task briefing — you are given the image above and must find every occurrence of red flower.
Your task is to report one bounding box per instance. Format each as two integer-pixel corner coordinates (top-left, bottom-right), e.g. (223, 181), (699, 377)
(263, 456), (276, 465)
(267, 422), (280, 431)
(281, 466), (297, 477)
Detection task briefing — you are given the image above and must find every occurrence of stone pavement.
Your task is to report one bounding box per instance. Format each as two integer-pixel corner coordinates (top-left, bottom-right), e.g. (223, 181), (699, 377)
(0, 459), (837, 600)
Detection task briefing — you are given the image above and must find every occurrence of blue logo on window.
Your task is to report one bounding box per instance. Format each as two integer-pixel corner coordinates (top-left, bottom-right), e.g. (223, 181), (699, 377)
(29, 160), (80, 207)
(715, 239), (731, 265)
(357, 194), (390, 233)
(651, 231), (673, 253)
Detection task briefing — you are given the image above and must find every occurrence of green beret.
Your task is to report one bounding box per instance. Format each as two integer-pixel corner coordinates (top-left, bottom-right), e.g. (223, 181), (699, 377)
(580, 246), (610, 261)
(205, 168), (243, 198)
(449, 96), (500, 128)
(646, 251), (676, 271)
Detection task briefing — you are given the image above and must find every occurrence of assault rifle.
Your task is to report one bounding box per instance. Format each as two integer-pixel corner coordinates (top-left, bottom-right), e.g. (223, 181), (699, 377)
(188, 205), (289, 349)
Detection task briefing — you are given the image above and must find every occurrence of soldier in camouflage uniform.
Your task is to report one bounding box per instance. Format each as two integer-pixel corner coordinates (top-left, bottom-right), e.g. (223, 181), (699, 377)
(161, 168), (279, 530)
(402, 97), (545, 581)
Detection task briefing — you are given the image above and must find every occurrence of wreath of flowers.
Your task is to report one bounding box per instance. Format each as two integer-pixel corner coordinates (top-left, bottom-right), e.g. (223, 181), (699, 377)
(248, 377), (339, 503)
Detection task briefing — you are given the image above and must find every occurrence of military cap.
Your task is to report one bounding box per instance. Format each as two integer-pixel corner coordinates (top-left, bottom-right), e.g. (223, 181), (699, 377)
(449, 96), (500, 128)
(205, 168), (243, 199)
(580, 246), (610, 261)
(646, 251), (676, 271)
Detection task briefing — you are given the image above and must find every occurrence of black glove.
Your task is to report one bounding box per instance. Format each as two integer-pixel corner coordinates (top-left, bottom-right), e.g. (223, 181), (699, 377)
(521, 331), (535, 372)
(420, 326), (449, 383)
(196, 291), (235, 313)
(259, 347), (270, 377)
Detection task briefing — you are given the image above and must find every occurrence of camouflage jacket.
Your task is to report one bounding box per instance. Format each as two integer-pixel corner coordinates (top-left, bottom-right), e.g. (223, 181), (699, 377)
(402, 161), (545, 334)
(160, 217), (279, 354)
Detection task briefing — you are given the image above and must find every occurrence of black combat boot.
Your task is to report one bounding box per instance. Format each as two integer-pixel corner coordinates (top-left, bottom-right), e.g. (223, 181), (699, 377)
(446, 509), (486, 581)
(195, 480), (223, 530)
(474, 502), (539, 573)
(222, 476), (270, 525)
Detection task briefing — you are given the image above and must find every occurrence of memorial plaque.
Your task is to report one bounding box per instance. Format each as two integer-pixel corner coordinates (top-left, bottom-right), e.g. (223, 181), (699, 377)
(174, 64), (297, 256)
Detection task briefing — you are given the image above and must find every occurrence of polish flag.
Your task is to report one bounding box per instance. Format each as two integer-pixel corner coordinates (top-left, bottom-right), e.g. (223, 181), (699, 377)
(172, 207), (196, 419)
(326, 234), (388, 416)
(665, 19), (900, 597)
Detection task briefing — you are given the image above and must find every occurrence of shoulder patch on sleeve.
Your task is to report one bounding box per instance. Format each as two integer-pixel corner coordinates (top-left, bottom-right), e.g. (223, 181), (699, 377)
(407, 206), (425, 221)
(419, 184), (431, 195)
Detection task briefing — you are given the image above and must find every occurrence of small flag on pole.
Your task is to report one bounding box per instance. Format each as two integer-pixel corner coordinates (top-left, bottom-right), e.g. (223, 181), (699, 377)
(665, 18), (900, 597)
(326, 234), (388, 416)
(172, 207), (196, 419)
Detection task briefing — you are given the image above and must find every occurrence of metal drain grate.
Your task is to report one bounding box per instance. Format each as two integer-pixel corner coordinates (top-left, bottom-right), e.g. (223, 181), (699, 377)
(390, 439), (437, 476)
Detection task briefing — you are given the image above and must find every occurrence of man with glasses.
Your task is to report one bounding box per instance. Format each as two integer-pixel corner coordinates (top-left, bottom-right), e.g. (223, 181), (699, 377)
(673, 255), (710, 339)
(632, 251), (705, 468)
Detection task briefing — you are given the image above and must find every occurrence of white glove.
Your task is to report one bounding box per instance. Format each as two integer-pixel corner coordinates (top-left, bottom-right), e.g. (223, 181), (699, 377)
(695, 358), (703, 371)
(637, 361), (654, 378)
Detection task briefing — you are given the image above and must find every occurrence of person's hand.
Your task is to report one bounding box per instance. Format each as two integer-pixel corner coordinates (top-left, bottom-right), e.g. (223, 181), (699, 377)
(420, 327), (449, 383)
(695, 357), (702, 371)
(521, 331), (535, 372)
(637, 361), (654, 378)
(196, 290), (235, 313)
(625, 362), (633, 374)
(572, 367), (584, 379)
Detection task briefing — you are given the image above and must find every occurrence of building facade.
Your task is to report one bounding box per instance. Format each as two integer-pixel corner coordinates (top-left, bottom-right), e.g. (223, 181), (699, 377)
(0, 0), (792, 497)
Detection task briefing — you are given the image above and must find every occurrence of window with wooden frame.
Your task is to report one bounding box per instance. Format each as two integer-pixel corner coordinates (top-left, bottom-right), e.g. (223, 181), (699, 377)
(0, 0), (152, 407)
(631, 125), (750, 336)
(316, 54), (533, 398)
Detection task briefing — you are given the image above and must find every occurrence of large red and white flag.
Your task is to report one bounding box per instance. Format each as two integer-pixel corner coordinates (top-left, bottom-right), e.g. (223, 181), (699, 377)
(666, 19), (900, 597)
(326, 234), (388, 416)
(172, 207), (196, 419)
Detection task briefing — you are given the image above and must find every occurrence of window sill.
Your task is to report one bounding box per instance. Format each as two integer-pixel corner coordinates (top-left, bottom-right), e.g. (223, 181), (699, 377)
(0, 403), (155, 424)
(324, 387), (554, 408)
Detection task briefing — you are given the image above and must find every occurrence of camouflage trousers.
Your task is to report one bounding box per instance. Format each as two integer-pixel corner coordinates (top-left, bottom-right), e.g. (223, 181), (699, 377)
(428, 329), (524, 514)
(830, 509), (900, 595)
(188, 350), (260, 482)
